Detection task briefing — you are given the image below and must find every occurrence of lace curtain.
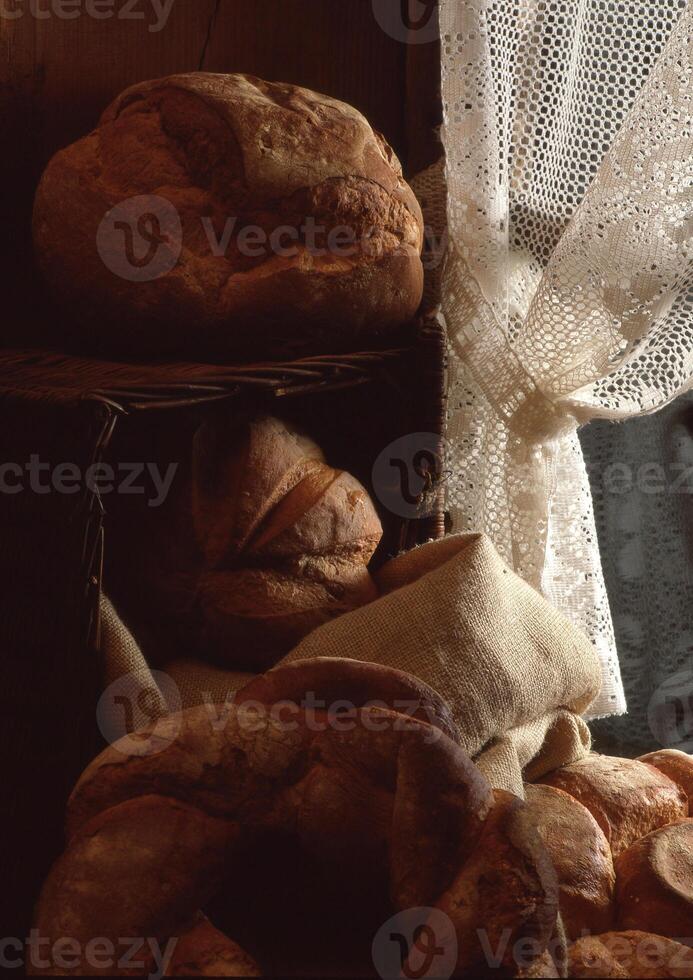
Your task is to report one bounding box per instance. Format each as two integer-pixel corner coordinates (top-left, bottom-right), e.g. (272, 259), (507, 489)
(431, 0), (693, 719)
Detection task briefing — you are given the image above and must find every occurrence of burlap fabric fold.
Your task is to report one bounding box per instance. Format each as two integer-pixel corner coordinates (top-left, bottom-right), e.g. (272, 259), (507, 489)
(100, 533), (601, 795)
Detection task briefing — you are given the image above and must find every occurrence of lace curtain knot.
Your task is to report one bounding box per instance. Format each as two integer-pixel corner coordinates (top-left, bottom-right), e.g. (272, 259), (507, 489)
(507, 389), (579, 447)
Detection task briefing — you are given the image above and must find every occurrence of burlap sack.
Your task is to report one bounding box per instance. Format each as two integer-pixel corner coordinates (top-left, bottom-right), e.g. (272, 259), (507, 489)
(100, 533), (602, 795)
(99, 595), (168, 716)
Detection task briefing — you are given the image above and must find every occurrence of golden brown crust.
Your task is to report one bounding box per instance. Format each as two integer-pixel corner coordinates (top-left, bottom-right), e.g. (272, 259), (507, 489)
(66, 704), (310, 838)
(567, 930), (693, 978)
(615, 819), (693, 939)
(234, 657), (459, 742)
(431, 790), (560, 977)
(133, 414), (382, 669)
(197, 560), (380, 671)
(524, 783), (616, 940)
(31, 796), (242, 976)
(39, 696), (498, 976)
(538, 754), (688, 857)
(638, 750), (693, 816)
(67, 701), (493, 891)
(37, 657), (571, 977)
(33, 72), (424, 360)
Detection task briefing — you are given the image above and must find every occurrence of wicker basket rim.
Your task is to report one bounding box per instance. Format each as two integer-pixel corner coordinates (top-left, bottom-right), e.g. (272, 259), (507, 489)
(0, 344), (421, 411)
(0, 315), (444, 411)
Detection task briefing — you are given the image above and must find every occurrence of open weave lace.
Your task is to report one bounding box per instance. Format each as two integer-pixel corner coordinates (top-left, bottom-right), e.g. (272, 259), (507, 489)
(414, 0), (692, 718)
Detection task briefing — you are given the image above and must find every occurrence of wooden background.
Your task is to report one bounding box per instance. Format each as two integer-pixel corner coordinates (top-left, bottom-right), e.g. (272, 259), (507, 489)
(0, 0), (441, 347)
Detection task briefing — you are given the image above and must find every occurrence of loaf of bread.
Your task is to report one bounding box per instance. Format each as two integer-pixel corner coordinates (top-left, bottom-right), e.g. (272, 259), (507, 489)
(33, 660), (562, 977)
(433, 789), (559, 977)
(137, 414), (382, 669)
(33, 73), (424, 360)
(33, 795), (242, 977)
(615, 819), (693, 939)
(568, 931), (693, 978)
(538, 754), (688, 856)
(234, 656), (459, 742)
(524, 783), (615, 939)
(638, 749), (693, 815)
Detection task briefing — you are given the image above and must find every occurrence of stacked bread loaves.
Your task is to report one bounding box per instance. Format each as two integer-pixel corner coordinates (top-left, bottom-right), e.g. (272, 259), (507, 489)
(528, 750), (693, 979)
(129, 414), (383, 670)
(33, 73), (424, 359)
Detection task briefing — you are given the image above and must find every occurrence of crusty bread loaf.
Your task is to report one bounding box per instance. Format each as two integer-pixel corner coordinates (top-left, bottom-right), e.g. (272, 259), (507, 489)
(638, 750), (693, 816)
(432, 789), (559, 977)
(524, 783), (615, 939)
(234, 656), (459, 742)
(136, 414), (382, 669)
(33, 73), (424, 360)
(32, 795), (243, 976)
(538, 754), (688, 856)
(34, 660), (563, 976)
(568, 931), (693, 978)
(615, 819), (693, 939)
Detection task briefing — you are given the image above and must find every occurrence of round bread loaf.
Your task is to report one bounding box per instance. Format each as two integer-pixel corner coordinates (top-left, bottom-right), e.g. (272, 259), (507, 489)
(33, 72), (424, 360)
(32, 660), (560, 977)
(135, 414), (382, 670)
(568, 931), (693, 978)
(431, 789), (559, 977)
(615, 819), (693, 939)
(524, 783), (615, 939)
(638, 750), (693, 816)
(538, 754), (688, 857)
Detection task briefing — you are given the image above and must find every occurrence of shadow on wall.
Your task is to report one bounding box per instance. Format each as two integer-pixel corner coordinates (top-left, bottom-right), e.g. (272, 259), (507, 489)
(581, 392), (693, 756)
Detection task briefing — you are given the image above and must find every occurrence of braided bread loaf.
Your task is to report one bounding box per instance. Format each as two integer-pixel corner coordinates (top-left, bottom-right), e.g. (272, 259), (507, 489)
(32, 660), (560, 977)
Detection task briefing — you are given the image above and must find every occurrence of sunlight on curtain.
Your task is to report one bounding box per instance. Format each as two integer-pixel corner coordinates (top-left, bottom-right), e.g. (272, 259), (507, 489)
(436, 0), (692, 718)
